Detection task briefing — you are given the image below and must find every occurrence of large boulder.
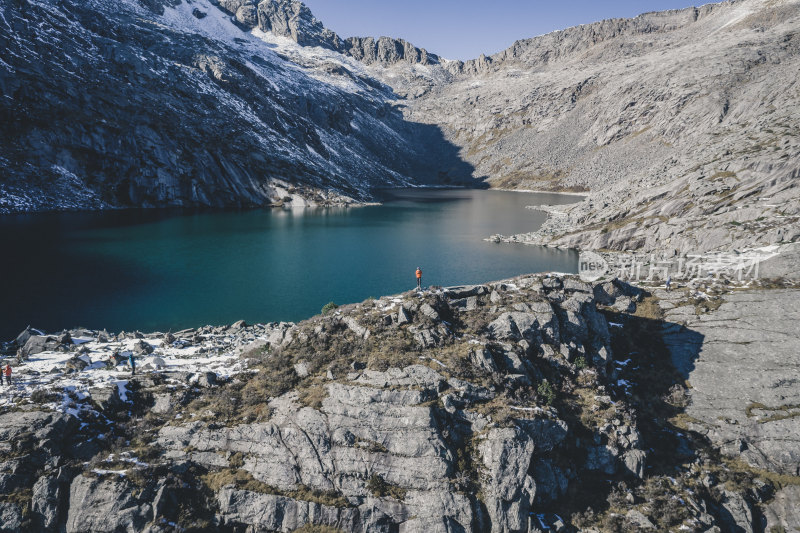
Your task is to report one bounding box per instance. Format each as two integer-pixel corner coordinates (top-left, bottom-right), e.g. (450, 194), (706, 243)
(0, 411), (77, 456)
(470, 347), (498, 374)
(478, 427), (537, 532)
(626, 510), (656, 530)
(763, 485), (800, 532)
(195, 371), (218, 388)
(419, 303), (439, 321)
(65, 356), (89, 372)
(21, 335), (60, 357)
(542, 277), (563, 291)
(162, 332), (175, 346)
(90, 385), (124, 412)
(31, 469), (70, 531)
(718, 490), (755, 533)
(343, 316), (370, 340)
(65, 476), (160, 533)
(396, 306), (412, 325)
(230, 319), (248, 330)
(0, 502), (23, 532)
(478, 419), (568, 532)
(14, 326), (36, 348)
(488, 302), (557, 343)
(152, 393), (176, 415)
(444, 284), (488, 299)
(621, 450), (647, 479)
(593, 280), (624, 305)
(132, 340), (154, 355)
(409, 325), (448, 348)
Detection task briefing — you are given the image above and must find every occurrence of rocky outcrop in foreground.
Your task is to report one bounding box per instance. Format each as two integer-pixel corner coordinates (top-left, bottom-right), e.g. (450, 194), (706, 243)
(2, 273), (797, 531)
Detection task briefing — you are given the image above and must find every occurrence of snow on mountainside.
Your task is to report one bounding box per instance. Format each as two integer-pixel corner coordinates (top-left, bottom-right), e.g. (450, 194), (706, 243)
(0, 0), (473, 213)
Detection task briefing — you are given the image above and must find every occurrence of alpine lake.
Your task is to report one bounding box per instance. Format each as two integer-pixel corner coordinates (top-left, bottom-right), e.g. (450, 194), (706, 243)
(0, 189), (581, 340)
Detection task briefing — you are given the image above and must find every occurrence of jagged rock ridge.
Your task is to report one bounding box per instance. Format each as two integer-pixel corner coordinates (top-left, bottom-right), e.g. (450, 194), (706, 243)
(216, 0), (440, 66)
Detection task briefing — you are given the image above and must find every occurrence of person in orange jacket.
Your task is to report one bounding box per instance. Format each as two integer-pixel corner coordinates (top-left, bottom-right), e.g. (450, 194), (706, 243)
(416, 267), (423, 290)
(4, 364), (11, 386)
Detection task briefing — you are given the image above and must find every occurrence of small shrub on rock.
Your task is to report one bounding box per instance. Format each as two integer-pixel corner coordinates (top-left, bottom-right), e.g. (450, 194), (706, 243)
(321, 302), (338, 315)
(292, 525), (346, 533)
(537, 379), (556, 406)
(366, 474), (407, 501)
(30, 389), (61, 404)
(298, 384), (328, 410)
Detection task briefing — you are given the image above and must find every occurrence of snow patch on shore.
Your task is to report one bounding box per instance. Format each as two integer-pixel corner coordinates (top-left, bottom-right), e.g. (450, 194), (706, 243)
(0, 323), (295, 419)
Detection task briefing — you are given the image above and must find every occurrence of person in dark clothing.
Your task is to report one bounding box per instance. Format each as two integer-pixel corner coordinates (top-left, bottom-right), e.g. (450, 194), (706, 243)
(416, 267), (422, 290)
(0, 362), (4, 386)
(129, 354), (136, 376)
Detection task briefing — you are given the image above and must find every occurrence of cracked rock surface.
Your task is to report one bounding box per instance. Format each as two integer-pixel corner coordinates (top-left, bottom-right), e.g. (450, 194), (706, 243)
(661, 287), (800, 477)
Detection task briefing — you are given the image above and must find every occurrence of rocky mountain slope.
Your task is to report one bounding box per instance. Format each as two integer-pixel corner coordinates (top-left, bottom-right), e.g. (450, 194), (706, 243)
(0, 0), (471, 212)
(389, 0), (800, 255)
(2, 0), (797, 259)
(3, 273), (799, 531)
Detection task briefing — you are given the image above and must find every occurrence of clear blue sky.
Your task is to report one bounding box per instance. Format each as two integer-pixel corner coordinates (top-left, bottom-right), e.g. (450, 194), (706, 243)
(302, 0), (700, 60)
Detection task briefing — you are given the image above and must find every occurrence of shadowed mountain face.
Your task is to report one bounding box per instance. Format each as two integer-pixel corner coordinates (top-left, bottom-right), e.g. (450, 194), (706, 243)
(0, 0), (469, 211)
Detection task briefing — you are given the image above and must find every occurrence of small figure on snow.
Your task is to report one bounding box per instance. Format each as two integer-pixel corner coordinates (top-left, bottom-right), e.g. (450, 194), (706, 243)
(129, 353), (136, 376)
(666, 276), (672, 292)
(4, 364), (12, 386)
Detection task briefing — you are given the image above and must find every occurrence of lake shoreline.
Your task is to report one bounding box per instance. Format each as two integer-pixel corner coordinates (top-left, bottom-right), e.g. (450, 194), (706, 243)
(0, 190), (580, 340)
(490, 187), (588, 198)
(0, 185), (585, 217)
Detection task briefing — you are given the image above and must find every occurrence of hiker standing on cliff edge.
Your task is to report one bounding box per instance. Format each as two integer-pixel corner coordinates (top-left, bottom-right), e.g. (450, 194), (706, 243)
(416, 267), (423, 290)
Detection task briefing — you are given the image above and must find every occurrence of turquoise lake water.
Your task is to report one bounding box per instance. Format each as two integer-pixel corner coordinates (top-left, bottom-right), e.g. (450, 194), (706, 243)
(0, 189), (580, 339)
